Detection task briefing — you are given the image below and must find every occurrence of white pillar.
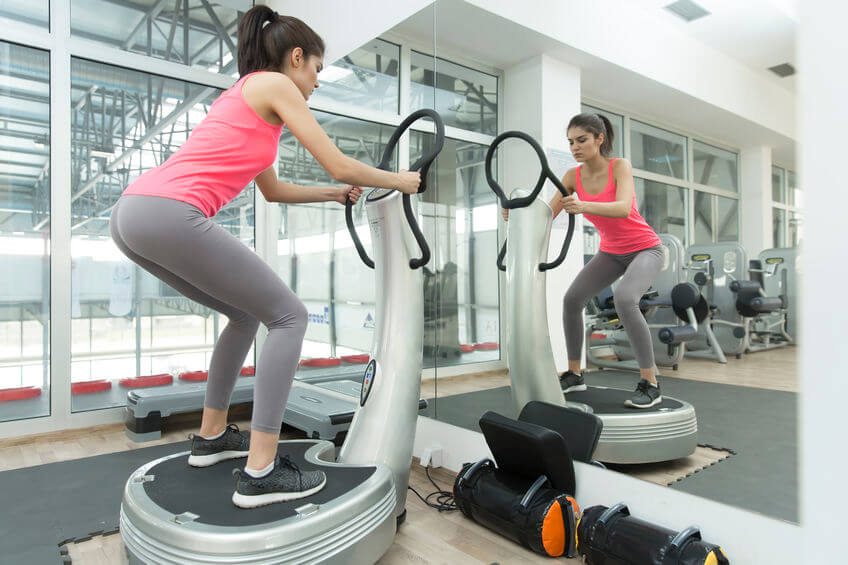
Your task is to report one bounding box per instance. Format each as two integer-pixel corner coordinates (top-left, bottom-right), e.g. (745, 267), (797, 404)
(739, 145), (773, 255)
(800, 1), (848, 561)
(502, 54), (583, 371)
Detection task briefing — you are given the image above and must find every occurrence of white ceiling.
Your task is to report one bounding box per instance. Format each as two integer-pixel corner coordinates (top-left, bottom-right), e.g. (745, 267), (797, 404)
(634, 0), (797, 91)
(391, 0), (796, 166)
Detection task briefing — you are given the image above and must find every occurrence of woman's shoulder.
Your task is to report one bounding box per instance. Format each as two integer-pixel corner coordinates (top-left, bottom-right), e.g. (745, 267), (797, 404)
(243, 70), (292, 90)
(611, 157), (632, 173)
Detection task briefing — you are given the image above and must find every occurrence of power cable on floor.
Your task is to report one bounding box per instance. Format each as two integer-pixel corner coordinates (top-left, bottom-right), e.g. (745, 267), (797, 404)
(407, 466), (458, 512)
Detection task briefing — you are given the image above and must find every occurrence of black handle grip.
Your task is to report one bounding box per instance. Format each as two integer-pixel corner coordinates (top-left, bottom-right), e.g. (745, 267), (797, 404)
(390, 109), (444, 269)
(485, 130), (575, 272)
(496, 239), (507, 272)
(345, 196), (374, 269)
(344, 109), (445, 270)
(662, 526), (702, 565)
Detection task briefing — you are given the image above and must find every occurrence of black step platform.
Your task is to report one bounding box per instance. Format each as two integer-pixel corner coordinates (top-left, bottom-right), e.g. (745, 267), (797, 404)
(143, 441), (376, 526)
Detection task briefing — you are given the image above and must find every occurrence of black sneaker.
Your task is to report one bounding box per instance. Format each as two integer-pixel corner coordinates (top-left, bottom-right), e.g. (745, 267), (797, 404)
(560, 370), (587, 393)
(187, 424), (250, 467)
(232, 455), (327, 508)
(625, 380), (663, 409)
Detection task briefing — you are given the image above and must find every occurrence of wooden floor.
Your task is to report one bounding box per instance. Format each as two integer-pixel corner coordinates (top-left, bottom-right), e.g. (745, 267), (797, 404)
(4, 346), (797, 564)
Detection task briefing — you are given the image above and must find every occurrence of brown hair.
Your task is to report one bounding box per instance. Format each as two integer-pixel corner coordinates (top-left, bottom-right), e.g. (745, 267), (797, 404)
(568, 113), (615, 157)
(237, 5), (325, 77)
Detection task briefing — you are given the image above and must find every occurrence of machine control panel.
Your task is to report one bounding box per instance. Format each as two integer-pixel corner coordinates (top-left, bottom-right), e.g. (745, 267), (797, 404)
(360, 360), (377, 406)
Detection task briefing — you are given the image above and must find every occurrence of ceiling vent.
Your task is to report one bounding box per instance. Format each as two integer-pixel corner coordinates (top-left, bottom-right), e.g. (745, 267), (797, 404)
(768, 63), (796, 78)
(664, 0), (711, 22)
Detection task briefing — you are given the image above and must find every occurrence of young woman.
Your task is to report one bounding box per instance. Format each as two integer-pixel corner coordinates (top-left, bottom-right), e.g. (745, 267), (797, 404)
(110, 5), (421, 508)
(503, 113), (664, 408)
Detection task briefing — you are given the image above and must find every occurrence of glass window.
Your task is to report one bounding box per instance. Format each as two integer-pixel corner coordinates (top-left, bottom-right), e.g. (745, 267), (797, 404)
(411, 132), (500, 367)
(277, 112), (396, 360)
(634, 178), (687, 245)
(312, 39), (399, 114)
(411, 51), (498, 135)
(581, 104), (624, 158)
(0, 0), (49, 29)
(630, 121), (687, 180)
(694, 192), (714, 244)
(773, 207), (786, 248)
(789, 212), (803, 247)
(788, 170), (802, 207)
(772, 165), (786, 203)
(0, 42), (50, 423)
(716, 196), (739, 242)
(69, 59), (249, 412)
(694, 141), (738, 191)
(71, 0), (250, 74)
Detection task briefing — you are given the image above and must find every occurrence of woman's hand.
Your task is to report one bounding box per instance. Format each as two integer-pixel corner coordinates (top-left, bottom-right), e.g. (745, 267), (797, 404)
(561, 195), (585, 215)
(502, 207), (509, 222)
(395, 170), (421, 194)
(337, 185), (363, 205)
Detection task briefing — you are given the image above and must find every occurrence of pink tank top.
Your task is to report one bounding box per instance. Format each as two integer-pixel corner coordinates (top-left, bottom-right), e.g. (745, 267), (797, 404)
(123, 71), (284, 217)
(575, 159), (661, 254)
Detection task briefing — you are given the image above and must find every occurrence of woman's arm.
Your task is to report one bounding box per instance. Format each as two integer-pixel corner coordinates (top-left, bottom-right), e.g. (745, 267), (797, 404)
(260, 73), (420, 193)
(254, 167), (362, 204)
(503, 167), (576, 222)
(548, 168), (577, 218)
(562, 159), (633, 218)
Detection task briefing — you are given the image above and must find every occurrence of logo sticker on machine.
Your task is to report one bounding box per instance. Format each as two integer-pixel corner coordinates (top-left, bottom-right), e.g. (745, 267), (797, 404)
(691, 254), (711, 262)
(360, 360), (377, 407)
(765, 257), (784, 264)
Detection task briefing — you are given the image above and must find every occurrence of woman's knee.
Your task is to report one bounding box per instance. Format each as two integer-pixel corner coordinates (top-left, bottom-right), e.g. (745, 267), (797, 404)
(563, 289), (589, 312)
(266, 296), (308, 334)
(228, 311), (260, 333)
(613, 290), (639, 313)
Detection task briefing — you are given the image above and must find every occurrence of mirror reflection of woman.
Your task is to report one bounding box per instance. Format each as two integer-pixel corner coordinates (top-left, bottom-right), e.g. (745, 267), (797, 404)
(503, 113), (665, 408)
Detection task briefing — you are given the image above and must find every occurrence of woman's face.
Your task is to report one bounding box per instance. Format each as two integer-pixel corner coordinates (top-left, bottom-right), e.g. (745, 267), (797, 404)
(567, 126), (604, 162)
(285, 48), (323, 100)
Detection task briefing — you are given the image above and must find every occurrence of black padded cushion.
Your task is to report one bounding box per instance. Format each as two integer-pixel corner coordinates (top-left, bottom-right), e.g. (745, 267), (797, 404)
(671, 282), (709, 323)
(750, 296), (783, 312)
(671, 283), (701, 310)
(479, 411), (576, 494)
(518, 401), (603, 464)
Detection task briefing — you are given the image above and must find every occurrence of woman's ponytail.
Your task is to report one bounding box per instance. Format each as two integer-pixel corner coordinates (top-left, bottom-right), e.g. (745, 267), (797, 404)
(237, 5), (324, 77)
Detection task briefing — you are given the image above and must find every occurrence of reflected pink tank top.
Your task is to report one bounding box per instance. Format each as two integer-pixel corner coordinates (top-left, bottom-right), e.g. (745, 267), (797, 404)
(574, 159), (661, 254)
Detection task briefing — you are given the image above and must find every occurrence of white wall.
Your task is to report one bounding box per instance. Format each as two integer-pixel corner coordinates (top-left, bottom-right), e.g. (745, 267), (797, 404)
(503, 54), (584, 370)
(740, 145), (773, 256)
(799, 1), (848, 561)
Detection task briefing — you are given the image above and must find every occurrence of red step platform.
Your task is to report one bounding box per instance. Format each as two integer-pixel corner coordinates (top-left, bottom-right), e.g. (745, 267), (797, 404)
(71, 380), (112, 395)
(0, 386), (42, 402)
(119, 374), (174, 388)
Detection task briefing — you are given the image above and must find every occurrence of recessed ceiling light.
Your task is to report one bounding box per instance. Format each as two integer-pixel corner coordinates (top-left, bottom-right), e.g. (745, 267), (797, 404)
(664, 0), (711, 22)
(768, 63), (796, 78)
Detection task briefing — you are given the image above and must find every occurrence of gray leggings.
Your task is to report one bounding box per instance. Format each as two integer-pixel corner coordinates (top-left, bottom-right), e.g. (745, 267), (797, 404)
(564, 245), (665, 369)
(110, 195), (307, 434)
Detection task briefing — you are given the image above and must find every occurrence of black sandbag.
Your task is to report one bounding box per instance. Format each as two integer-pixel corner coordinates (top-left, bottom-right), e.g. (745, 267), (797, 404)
(453, 459), (578, 558)
(577, 504), (730, 565)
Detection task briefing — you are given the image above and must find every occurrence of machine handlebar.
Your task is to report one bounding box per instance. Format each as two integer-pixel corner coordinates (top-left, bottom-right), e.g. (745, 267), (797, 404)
(345, 109), (445, 270)
(484, 130), (575, 272)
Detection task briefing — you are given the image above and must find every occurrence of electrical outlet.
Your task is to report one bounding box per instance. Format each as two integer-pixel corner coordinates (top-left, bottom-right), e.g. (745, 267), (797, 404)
(420, 444), (444, 468)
